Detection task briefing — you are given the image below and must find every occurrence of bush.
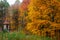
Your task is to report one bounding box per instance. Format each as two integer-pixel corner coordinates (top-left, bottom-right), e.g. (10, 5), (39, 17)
(0, 32), (55, 40)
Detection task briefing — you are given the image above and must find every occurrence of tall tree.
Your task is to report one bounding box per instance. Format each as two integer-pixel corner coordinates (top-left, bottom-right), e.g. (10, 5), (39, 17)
(26, 0), (60, 37)
(10, 0), (20, 31)
(19, 0), (30, 27)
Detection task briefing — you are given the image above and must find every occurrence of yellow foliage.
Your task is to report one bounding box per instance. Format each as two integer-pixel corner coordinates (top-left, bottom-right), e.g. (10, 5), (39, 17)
(25, 0), (60, 37)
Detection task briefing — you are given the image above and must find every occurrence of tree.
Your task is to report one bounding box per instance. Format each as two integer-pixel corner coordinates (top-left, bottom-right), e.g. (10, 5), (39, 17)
(0, 0), (9, 19)
(12, 9), (19, 30)
(19, 0), (30, 28)
(25, 0), (60, 37)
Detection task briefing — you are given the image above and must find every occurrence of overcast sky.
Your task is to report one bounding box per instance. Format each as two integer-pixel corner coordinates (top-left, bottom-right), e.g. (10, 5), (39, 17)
(7, 0), (23, 5)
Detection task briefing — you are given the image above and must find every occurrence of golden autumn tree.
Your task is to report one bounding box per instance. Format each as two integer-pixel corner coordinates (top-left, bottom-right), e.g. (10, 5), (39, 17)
(25, 0), (60, 37)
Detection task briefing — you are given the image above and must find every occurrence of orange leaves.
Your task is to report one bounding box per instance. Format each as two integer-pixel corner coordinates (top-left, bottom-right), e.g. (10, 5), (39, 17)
(24, 0), (60, 37)
(20, 0), (30, 11)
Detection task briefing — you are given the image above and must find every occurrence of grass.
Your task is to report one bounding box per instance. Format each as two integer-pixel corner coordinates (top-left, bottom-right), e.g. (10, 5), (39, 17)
(0, 31), (54, 40)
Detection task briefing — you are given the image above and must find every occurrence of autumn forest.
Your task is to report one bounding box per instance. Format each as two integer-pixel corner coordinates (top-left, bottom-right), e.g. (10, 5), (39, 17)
(0, 0), (60, 40)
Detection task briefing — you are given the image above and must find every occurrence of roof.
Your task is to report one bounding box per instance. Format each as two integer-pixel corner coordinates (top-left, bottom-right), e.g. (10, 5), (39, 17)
(3, 20), (9, 24)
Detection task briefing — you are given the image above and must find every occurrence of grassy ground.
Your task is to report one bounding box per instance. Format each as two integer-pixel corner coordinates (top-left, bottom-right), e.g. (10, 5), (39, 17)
(0, 31), (55, 40)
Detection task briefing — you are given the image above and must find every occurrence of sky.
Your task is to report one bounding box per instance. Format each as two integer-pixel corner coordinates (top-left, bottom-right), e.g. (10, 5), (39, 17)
(7, 0), (23, 5)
